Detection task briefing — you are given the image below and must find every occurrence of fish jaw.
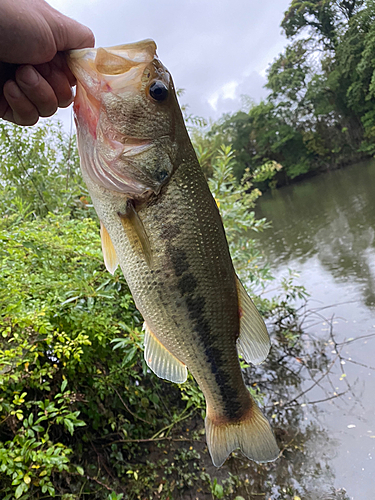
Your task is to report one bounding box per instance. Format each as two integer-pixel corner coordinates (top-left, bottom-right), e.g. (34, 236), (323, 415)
(67, 40), (157, 100)
(67, 40), (182, 200)
(67, 40), (158, 142)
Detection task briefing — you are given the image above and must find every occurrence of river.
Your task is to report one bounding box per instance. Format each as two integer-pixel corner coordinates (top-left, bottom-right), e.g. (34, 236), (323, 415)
(253, 160), (375, 499)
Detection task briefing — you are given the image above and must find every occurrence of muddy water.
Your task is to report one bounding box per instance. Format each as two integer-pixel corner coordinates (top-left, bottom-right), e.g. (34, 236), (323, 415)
(253, 160), (375, 499)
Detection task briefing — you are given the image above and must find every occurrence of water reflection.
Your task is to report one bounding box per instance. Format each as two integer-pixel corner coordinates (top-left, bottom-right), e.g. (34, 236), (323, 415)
(246, 161), (375, 500)
(255, 160), (375, 309)
(232, 329), (350, 500)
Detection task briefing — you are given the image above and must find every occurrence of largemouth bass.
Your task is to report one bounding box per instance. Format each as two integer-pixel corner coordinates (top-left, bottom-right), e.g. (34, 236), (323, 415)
(67, 40), (278, 467)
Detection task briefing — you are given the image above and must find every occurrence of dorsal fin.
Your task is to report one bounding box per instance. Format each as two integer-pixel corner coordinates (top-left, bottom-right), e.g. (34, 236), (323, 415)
(143, 322), (187, 384)
(236, 276), (270, 365)
(100, 221), (119, 274)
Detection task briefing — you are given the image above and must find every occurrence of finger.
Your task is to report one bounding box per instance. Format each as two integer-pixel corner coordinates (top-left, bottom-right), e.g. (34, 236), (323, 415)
(2, 105), (17, 124)
(0, 94), (9, 118)
(36, 58), (74, 108)
(53, 52), (76, 87)
(0, 1), (94, 65)
(3, 80), (39, 126)
(15, 65), (58, 117)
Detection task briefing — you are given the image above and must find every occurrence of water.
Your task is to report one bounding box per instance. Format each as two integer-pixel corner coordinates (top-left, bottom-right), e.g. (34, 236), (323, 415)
(254, 160), (375, 499)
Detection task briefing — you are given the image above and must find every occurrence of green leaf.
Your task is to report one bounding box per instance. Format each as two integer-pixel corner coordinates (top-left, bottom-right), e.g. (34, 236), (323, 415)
(32, 425), (45, 432)
(15, 482), (27, 498)
(47, 485), (55, 496)
(76, 466), (84, 476)
(213, 483), (223, 499)
(64, 418), (74, 435)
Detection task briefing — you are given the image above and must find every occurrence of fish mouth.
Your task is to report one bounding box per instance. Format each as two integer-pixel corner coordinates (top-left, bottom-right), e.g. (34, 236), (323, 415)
(66, 39), (159, 142)
(67, 39), (157, 94)
(67, 40), (170, 198)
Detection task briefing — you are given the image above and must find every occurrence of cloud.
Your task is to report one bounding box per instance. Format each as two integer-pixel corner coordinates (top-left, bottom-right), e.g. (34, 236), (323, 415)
(50, 0), (290, 127)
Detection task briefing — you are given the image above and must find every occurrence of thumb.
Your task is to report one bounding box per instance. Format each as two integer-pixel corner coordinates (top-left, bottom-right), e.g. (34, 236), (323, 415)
(45, 6), (95, 52)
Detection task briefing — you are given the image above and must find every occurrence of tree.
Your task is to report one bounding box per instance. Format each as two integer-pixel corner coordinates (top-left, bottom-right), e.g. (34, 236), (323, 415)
(281, 0), (364, 49)
(207, 0), (375, 186)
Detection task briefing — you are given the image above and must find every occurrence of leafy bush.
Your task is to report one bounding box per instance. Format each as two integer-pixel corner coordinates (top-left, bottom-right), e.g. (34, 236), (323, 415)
(0, 213), (146, 498)
(0, 121), (280, 498)
(0, 121), (88, 218)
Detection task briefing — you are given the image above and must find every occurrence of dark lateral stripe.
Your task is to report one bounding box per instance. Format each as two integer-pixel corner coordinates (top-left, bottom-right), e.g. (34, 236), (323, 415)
(204, 344), (243, 419)
(178, 273), (198, 295)
(169, 245), (190, 276)
(185, 296), (243, 419)
(168, 243), (243, 419)
(159, 223), (182, 241)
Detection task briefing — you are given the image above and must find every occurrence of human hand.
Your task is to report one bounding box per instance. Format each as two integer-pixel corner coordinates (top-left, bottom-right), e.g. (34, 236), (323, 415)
(0, 0), (94, 126)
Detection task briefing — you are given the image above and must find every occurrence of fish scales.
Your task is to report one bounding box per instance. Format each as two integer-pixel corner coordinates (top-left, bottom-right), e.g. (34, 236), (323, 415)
(67, 39), (279, 467)
(136, 155), (250, 421)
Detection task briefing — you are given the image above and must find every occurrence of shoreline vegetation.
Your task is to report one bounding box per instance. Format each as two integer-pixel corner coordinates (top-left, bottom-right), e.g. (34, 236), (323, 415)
(0, 121), (356, 500)
(1, 1), (375, 498)
(191, 0), (375, 191)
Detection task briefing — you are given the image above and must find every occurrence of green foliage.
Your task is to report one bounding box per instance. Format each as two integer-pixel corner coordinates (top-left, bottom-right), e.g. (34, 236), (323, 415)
(206, 0), (375, 187)
(0, 212), (150, 498)
(207, 145), (273, 286)
(0, 122), (294, 499)
(282, 0), (340, 48)
(0, 120), (93, 219)
(0, 383), (83, 499)
(209, 98), (317, 184)
(209, 477), (224, 499)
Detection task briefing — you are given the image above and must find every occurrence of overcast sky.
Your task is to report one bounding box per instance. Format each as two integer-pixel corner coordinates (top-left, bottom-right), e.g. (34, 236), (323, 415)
(48, 0), (291, 129)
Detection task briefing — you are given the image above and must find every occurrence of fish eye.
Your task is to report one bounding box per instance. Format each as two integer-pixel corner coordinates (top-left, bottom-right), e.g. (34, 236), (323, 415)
(149, 81), (168, 102)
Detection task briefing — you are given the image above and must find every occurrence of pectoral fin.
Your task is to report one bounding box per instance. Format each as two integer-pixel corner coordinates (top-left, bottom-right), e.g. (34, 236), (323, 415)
(118, 203), (152, 266)
(143, 323), (187, 384)
(236, 276), (270, 365)
(100, 221), (119, 274)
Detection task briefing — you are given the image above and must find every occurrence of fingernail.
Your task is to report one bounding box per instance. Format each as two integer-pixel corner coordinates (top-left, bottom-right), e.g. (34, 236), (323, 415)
(6, 81), (22, 99)
(19, 66), (39, 86)
(60, 88), (74, 108)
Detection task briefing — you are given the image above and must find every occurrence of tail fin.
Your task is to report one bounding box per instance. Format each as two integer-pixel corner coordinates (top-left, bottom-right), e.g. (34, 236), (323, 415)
(205, 400), (279, 467)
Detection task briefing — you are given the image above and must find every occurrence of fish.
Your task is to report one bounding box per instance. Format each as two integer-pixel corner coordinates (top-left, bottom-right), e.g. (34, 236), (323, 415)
(67, 40), (279, 467)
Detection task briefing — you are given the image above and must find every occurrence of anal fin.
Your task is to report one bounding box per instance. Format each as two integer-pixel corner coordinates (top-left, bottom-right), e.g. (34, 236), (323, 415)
(236, 276), (270, 365)
(143, 323), (187, 384)
(100, 221), (119, 274)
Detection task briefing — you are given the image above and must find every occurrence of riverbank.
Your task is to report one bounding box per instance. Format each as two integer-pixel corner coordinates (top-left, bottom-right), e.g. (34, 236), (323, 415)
(255, 154), (373, 192)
